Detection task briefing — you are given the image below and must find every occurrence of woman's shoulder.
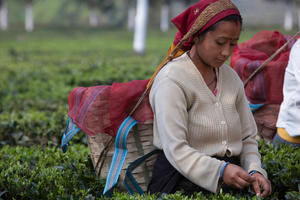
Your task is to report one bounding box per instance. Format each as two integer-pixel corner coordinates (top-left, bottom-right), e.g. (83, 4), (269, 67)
(220, 64), (243, 86)
(156, 53), (199, 83)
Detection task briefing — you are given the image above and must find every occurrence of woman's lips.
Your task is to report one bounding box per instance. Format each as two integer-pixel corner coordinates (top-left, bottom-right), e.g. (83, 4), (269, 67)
(216, 59), (226, 63)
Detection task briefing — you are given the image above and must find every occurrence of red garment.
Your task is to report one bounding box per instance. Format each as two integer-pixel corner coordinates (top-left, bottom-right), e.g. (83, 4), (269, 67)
(231, 30), (299, 104)
(68, 80), (153, 137)
(171, 0), (240, 50)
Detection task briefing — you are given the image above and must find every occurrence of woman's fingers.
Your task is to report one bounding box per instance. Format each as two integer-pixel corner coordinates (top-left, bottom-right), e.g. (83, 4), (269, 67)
(223, 164), (253, 189)
(260, 178), (272, 197)
(223, 164), (272, 197)
(235, 177), (251, 189)
(252, 173), (272, 197)
(238, 170), (256, 183)
(251, 179), (261, 196)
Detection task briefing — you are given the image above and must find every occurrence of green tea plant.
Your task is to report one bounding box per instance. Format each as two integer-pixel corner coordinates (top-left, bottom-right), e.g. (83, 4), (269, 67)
(0, 142), (299, 199)
(259, 141), (300, 199)
(0, 144), (104, 199)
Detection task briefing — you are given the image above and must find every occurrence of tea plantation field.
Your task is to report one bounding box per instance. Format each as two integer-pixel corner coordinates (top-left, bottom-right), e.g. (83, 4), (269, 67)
(0, 28), (299, 199)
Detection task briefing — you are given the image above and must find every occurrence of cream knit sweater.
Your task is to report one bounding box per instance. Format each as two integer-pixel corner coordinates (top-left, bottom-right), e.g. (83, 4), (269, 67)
(149, 52), (267, 193)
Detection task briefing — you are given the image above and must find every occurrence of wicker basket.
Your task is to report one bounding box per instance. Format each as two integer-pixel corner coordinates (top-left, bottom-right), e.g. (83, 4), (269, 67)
(87, 121), (157, 192)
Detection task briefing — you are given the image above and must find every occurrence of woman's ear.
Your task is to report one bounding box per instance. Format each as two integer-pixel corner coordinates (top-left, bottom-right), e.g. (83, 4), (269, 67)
(193, 37), (199, 43)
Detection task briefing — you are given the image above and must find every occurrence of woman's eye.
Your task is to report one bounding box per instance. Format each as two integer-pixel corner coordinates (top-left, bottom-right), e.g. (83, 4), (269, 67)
(216, 41), (225, 45)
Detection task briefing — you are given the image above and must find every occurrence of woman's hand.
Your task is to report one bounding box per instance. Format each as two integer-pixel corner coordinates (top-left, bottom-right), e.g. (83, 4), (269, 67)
(222, 164), (255, 189)
(251, 172), (272, 197)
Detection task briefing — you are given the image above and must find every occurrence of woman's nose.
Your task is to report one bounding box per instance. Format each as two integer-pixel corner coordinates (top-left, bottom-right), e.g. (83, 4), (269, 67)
(221, 44), (231, 57)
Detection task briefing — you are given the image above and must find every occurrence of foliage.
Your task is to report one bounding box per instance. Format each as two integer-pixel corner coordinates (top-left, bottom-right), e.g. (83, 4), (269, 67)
(0, 144), (104, 200)
(0, 143), (299, 199)
(259, 141), (300, 199)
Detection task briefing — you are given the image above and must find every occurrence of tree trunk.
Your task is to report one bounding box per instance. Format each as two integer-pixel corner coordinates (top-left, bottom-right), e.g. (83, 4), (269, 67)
(25, 0), (34, 32)
(160, 1), (169, 32)
(284, 2), (293, 31)
(298, 6), (300, 30)
(89, 7), (99, 27)
(0, 0), (8, 30)
(133, 0), (149, 55)
(127, 6), (135, 31)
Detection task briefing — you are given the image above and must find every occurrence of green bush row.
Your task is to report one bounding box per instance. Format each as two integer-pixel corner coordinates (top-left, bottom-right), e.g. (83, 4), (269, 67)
(0, 142), (299, 199)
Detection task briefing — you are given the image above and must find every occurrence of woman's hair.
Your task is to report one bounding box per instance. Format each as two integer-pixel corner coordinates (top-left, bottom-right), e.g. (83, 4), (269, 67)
(199, 14), (242, 38)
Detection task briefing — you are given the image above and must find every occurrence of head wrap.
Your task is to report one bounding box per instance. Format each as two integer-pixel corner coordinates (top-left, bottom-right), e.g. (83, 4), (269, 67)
(172, 0), (241, 51)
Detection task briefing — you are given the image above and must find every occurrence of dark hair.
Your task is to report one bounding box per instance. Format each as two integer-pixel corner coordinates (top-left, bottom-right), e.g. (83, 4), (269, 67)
(198, 14), (243, 38)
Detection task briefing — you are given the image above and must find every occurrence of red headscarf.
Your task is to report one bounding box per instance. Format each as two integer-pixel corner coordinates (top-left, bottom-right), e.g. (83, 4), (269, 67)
(171, 0), (241, 50)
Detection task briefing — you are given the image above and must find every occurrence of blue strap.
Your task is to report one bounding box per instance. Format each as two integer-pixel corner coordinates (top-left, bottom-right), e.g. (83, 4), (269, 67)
(249, 103), (264, 113)
(61, 117), (80, 153)
(103, 116), (138, 196)
(249, 170), (259, 176)
(219, 162), (230, 181)
(124, 149), (160, 194)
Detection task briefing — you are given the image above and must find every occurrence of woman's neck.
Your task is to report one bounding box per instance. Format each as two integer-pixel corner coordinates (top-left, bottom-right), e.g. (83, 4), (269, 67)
(187, 51), (215, 81)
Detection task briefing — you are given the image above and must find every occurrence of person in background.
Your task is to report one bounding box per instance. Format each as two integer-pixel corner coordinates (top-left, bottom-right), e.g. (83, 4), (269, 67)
(147, 0), (272, 197)
(274, 39), (300, 147)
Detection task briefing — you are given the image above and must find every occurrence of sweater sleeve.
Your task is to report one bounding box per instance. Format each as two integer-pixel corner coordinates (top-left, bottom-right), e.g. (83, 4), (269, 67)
(150, 77), (226, 193)
(236, 83), (268, 178)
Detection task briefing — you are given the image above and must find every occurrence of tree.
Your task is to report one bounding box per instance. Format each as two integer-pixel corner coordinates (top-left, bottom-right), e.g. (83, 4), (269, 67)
(133, 0), (149, 55)
(76, 0), (124, 28)
(264, 0), (300, 30)
(160, 0), (170, 32)
(0, 0), (8, 30)
(15, 0), (36, 32)
(24, 0), (34, 32)
(127, 0), (135, 30)
(284, 0), (294, 30)
(295, 0), (300, 29)
(75, 0), (100, 27)
(88, 0), (99, 27)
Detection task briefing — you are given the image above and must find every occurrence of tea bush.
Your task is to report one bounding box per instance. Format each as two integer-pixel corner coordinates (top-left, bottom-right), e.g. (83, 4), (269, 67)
(0, 142), (299, 199)
(0, 144), (104, 199)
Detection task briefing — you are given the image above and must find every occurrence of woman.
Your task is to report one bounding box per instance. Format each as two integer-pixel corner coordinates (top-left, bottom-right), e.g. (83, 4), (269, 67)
(147, 0), (272, 197)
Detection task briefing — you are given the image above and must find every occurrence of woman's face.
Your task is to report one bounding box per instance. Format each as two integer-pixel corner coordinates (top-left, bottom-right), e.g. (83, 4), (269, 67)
(190, 20), (241, 69)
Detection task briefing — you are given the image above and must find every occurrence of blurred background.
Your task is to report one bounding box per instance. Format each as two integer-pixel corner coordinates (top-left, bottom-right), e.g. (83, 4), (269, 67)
(1, 0), (300, 31)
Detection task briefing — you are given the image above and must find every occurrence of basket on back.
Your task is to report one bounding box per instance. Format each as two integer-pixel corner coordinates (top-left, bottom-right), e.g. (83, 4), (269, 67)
(61, 79), (156, 194)
(87, 122), (156, 192)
